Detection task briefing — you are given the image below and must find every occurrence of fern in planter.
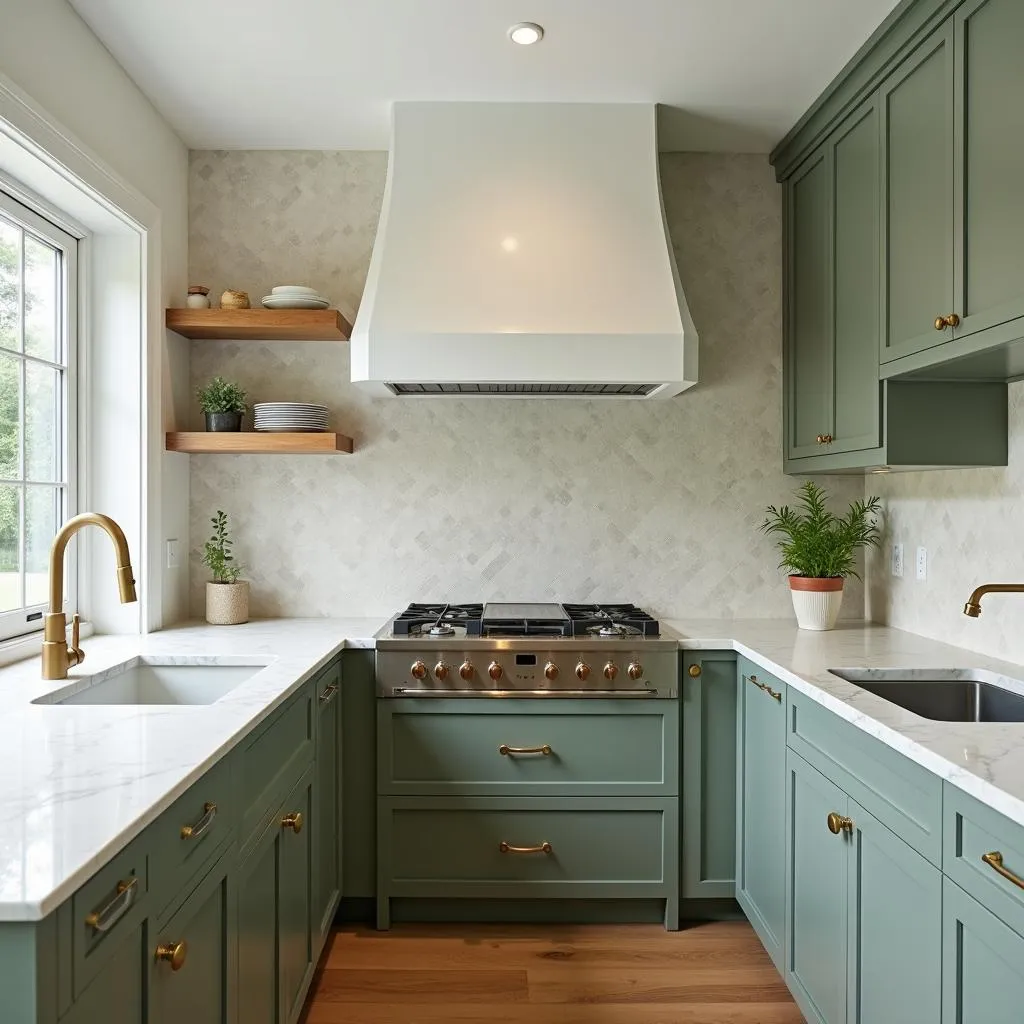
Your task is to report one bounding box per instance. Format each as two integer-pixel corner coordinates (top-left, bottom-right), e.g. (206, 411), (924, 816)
(761, 481), (882, 580)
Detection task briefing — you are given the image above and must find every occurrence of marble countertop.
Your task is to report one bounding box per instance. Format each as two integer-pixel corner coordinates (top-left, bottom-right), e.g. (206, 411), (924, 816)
(3, 615), (1024, 923)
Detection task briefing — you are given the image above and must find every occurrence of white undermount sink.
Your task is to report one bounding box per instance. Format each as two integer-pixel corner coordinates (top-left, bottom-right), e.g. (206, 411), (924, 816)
(33, 658), (271, 706)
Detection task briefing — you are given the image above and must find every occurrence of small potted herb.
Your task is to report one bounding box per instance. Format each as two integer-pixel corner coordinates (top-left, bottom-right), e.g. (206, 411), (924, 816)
(201, 510), (248, 625)
(761, 482), (882, 630)
(197, 376), (247, 432)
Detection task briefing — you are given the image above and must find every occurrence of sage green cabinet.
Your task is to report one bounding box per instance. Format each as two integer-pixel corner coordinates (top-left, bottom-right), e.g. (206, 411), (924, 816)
(278, 765), (315, 1024)
(313, 665), (341, 953)
(735, 658), (786, 971)
(942, 876), (1024, 1024)
(681, 652), (737, 899)
(236, 823), (278, 1024)
(61, 921), (144, 1024)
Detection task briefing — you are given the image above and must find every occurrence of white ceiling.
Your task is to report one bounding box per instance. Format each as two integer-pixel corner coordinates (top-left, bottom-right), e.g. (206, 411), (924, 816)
(69, 0), (901, 152)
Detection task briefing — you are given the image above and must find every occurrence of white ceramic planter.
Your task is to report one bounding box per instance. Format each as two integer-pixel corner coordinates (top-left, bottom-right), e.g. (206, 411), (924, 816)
(789, 576), (844, 631)
(206, 581), (249, 625)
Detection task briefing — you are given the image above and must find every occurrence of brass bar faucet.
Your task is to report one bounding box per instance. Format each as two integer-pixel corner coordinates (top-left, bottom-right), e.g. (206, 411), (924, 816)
(963, 583), (1024, 618)
(42, 513), (137, 680)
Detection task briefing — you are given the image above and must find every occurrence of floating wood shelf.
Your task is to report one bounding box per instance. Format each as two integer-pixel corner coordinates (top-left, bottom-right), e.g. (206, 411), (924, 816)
(166, 432), (354, 454)
(165, 307), (352, 341)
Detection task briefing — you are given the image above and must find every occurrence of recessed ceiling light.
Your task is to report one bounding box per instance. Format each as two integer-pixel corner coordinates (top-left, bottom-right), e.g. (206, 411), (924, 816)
(508, 22), (544, 45)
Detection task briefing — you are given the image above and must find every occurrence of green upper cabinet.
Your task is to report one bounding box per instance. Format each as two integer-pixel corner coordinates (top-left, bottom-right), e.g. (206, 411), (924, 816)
(879, 23), (955, 364)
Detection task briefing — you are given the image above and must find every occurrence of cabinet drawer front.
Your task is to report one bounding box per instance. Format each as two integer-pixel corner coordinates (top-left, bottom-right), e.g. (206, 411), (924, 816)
(787, 688), (941, 864)
(944, 783), (1024, 937)
(380, 797), (677, 898)
(71, 833), (149, 998)
(240, 683), (314, 846)
(378, 701), (677, 796)
(151, 754), (235, 918)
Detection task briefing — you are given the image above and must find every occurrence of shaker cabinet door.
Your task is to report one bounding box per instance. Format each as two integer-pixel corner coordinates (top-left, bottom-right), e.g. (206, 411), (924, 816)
(278, 765), (315, 1024)
(314, 666), (342, 953)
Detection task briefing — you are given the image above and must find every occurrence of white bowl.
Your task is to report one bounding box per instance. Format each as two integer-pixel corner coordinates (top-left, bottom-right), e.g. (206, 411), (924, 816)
(271, 285), (319, 296)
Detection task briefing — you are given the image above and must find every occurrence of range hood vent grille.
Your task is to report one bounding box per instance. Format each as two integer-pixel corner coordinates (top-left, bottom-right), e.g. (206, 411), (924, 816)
(386, 382), (660, 397)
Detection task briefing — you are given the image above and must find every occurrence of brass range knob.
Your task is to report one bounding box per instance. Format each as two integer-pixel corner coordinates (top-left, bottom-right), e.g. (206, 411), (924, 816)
(575, 661), (591, 681)
(155, 940), (188, 971)
(628, 662), (644, 681)
(281, 811), (304, 833)
(410, 660), (428, 680)
(488, 661), (503, 682)
(544, 662), (559, 681)
(434, 662), (450, 681)
(934, 313), (961, 331)
(603, 662), (618, 681)
(827, 812), (854, 835)
(459, 661), (474, 681)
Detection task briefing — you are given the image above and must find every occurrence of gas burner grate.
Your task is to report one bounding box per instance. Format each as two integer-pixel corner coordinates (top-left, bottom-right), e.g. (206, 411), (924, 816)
(562, 604), (660, 638)
(392, 603), (484, 637)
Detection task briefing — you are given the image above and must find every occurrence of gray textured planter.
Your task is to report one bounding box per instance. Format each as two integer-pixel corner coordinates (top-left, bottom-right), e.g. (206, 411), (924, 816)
(205, 411), (243, 432)
(206, 581), (249, 625)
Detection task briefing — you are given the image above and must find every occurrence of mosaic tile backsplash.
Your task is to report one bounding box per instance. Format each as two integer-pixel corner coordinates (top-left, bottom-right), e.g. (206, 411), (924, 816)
(188, 150), (865, 620)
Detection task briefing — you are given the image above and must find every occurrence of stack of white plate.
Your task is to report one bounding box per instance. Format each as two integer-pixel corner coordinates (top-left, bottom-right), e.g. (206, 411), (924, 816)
(261, 285), (330, 310)
(253, 402), (329, 433)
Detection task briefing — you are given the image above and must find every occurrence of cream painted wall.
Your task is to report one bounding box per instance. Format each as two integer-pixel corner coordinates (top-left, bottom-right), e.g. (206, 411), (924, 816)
(187, 150), (864, 619)
(0, 0), (190, 626)
(867, 382), (1024, 664)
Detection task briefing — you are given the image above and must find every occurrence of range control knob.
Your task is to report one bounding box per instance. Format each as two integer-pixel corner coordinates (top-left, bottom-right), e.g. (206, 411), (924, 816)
(544, 662), (559, 681)
(627, 662), (644, 681)
(434, 662), (450, 681)
(410, 661), (428, 680)
(488, 661), (504, 682)
(575, 661), (591, 681)
(604, 662), (619, 681)
(459, 661), (474, 681)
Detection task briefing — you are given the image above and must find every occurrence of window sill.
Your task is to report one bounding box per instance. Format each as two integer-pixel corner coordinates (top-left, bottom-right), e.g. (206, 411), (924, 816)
(0, 620), (94, 670)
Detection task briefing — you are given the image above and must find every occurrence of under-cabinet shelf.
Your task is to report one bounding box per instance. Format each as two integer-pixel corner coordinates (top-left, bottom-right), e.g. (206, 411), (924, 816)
(165, 307), (352, 341)
(165, 432), (354, 454)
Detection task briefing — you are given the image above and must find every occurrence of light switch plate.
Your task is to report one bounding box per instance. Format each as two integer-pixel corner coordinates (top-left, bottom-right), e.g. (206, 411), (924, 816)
(916, 546), (927, 581)
(891, 543), (904, 578)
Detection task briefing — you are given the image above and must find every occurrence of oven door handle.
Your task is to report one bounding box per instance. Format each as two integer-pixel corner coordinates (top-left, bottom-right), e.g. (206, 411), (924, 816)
(391, 687), (661, 698)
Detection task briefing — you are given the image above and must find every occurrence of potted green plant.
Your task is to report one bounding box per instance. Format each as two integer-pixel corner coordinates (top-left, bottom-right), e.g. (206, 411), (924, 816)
(197, 376), (247, 432)
(201, 510), (248, 625)
(761, 482), (882, 631)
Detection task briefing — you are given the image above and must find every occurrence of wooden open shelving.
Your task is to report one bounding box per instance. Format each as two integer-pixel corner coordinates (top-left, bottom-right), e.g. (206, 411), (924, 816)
(165, 307), (352, 341)
(166, 432), (354, 455)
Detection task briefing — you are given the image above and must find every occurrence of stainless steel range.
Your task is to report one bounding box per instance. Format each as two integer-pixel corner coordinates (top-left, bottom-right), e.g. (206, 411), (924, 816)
(375, 602), (678, 698)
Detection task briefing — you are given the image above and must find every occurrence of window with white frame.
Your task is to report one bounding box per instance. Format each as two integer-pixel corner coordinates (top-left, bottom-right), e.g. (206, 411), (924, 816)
(0, 190), (76, 641)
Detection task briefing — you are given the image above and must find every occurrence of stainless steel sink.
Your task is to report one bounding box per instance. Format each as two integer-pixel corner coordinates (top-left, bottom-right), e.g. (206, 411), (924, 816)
(828, 668), (1024, 723)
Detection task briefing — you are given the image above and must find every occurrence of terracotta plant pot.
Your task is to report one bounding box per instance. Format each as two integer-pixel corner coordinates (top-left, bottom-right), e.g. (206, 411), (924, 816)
(789, 576), (844, 631)
(206, 581), (249, 625)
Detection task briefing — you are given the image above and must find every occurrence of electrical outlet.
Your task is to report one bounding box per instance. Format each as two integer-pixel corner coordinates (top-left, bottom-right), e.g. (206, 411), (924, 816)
(916, 546), (928, 581)
(166, 538), (180, 569)
(891, 543), (904, 578)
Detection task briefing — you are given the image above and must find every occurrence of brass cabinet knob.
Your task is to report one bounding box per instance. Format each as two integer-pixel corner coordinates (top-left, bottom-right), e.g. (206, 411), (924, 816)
(488, 661), (503, 681)
(575, 662), (591, 681)
(827, 812), (854, 835)
(410, 660), (428, 680)
(459, 661), (474, 681)
(434, 662), (450, 681)
(935, 313), (961, 331)
(155, 940), (188, 971)
(544, 662), (559, 681)
(629, 662), (644, 681)
(281, 811), (304, 834)
(816, 434), (834, 445)
(687, 664), (701, 678)
(603, 662), (618, 681)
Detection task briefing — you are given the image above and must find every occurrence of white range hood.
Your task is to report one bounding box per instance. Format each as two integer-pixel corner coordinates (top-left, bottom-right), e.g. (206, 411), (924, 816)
(350, 102), (698, 398)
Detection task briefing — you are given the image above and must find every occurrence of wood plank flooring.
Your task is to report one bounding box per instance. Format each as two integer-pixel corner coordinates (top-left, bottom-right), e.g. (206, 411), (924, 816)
(302, 921), (804, 1023)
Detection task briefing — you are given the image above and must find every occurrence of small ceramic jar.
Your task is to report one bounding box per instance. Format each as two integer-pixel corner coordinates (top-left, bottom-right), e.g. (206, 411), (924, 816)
(186, 285), (211, 309)
(220, 289), (250, 309)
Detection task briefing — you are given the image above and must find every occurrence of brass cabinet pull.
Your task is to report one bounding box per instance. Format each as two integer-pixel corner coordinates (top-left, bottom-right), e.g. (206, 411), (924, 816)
(85, 876), (138, 932)
(155, 940), (188, 971)
(982, 851), (1024, 890)
(180, 802), (217, 841)
(688, 664), (702, 678)
(816, 434), (834, 445)
(748, 675), (782, 703)
(827, 812), (854, 835)
(499, 840), (553, 854)
(498, 743), (552, 756)
(281, 811), (304, 834)
(935, 313), (961, 331)
(319, 683), (338, 704)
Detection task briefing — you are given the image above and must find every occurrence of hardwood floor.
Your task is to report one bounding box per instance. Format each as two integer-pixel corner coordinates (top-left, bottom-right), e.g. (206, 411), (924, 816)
(302, 921), (804, 1023)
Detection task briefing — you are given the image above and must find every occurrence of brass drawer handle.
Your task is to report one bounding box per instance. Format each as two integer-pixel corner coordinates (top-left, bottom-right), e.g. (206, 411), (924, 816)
(688, 664), (702, 678)
(281, 811), (304, 834)
(827, 812), (854, 835)
(499, 841), (553, 854)
(180, 802), (217, 841)
(155, 940), (188, 971)
(85, 876), (139, 933)
(982, 851), (1024, 890)
(816, 434), (834, 445)
(748, 675), (782, 703)
(319, 683), (338, 704)
(934, 313), (961, 331)
(498, 744), (552, 756)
